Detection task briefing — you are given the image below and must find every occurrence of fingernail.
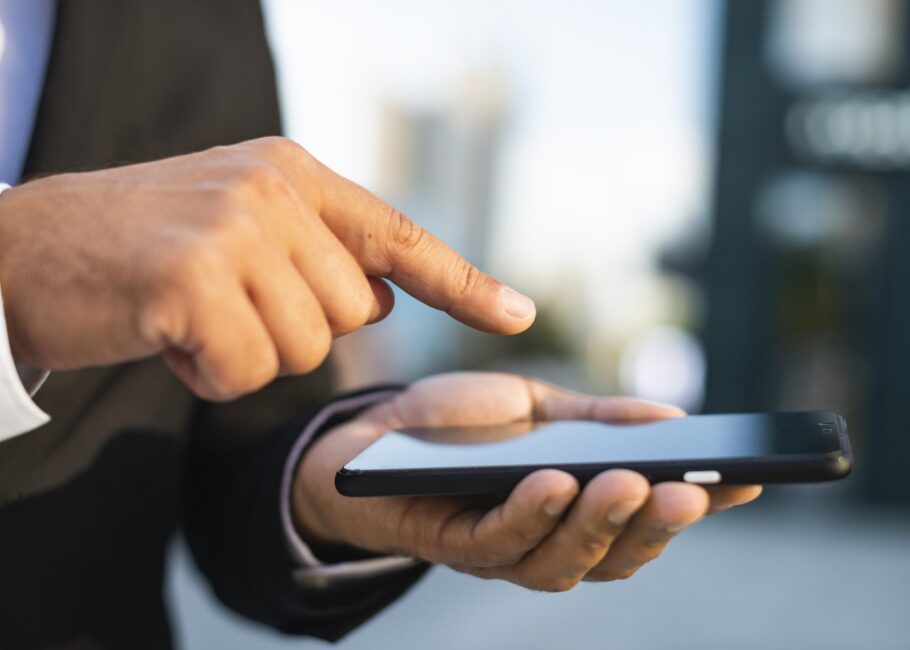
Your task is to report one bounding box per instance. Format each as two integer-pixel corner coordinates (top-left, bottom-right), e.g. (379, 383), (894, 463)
(500, 287), (536, 320)
(607, 499), (644, 526)
(543, 494), (573, 517)
(664, 522), (689, 534)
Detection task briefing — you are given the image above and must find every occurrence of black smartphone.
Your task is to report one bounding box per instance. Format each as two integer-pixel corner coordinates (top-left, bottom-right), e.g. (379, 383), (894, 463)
(336, 411), (853, 497)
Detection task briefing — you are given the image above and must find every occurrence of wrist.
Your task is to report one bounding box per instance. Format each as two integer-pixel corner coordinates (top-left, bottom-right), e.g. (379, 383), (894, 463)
(283, 386), (408, 561)
(291, 449), (345, 547)
(291, 418), (404, 556)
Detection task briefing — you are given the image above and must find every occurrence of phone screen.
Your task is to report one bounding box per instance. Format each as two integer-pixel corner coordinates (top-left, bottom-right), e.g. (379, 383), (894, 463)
(344, 412), (845, 472)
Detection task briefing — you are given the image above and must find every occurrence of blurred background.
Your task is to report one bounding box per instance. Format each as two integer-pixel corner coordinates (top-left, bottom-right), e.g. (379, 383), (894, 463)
(167, 0), (910, 647)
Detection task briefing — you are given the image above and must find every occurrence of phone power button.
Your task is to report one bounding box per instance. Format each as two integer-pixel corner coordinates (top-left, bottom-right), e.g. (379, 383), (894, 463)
(683, 470), (722, 484)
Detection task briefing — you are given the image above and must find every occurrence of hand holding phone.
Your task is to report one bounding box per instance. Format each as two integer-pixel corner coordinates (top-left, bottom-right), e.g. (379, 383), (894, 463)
(292, 372), (762, 592)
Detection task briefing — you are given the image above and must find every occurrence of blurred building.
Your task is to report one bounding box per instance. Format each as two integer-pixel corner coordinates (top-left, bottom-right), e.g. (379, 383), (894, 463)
(701, 0), (910, 504)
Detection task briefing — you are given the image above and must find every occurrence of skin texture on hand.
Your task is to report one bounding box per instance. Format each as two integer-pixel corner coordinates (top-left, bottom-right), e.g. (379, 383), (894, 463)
(294, 373), (762, 592)
(0, 138), (535, 401)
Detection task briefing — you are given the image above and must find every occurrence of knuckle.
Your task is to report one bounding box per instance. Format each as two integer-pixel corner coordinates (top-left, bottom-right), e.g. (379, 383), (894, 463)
(392, 504), (423, 560)
(579, 522), (612, 551)
(171, 187), (264, 254)
(137, 293), (183, 346)
(516, 524), (544, 544)
(332, 294), (374, 335)
(137, 246), (232, 345)
(386, 207), (425, 252)
(351, 290), (377, 325)
(253, 135), (304, 159)
(148, 236), (228, 289)
(208, 211), (260, 251)
(231, 160), (295, 205)
(452, 259), (484, 300)
(294, 322), (332, 373)
(409, 517), (441, 563)
(207, 346), (278, 401)
(248, 345), (281, 385)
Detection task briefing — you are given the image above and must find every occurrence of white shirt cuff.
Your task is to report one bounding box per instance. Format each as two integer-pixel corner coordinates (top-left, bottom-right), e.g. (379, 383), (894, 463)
(0, 184), (50, 442)
(0, 295), (50, 442)
(280, 390), (420, 589)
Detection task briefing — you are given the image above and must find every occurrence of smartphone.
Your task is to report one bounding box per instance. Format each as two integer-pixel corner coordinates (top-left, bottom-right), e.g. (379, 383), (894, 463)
(336, 411), (853, 497)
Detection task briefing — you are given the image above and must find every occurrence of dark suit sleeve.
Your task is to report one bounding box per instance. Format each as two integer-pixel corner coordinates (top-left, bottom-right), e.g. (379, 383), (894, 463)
(181, 373), (430, 642)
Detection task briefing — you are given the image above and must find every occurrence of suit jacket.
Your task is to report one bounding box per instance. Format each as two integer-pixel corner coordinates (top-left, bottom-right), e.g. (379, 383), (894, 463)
(0, 2), (425, 648)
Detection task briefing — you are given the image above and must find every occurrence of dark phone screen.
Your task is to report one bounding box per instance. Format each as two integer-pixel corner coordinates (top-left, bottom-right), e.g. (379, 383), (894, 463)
(344, 412), (846, 472)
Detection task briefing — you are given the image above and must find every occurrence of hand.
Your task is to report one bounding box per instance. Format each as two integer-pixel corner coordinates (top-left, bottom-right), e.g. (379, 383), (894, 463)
(0, 138), (535, 400)
(294, 373), (762, 591)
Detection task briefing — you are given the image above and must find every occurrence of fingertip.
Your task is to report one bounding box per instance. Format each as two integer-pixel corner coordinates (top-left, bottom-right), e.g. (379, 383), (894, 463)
(503, 470), (578, 524)
(705, 484), (763, 511)
(594, 398), (687, 422)
(498, 287), (537, 333)
(460, 286), (537, 335)
(651, 482), (711, 525)
(662, 405), (688, 418)
(511, 470), (578, 516)
(737, 484), (764, 504)
(589, 469), (650, 503)
(521, 468), (580, 501)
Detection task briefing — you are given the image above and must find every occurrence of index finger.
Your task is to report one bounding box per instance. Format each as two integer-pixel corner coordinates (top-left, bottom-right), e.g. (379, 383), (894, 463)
(314, 164), (536, 335)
